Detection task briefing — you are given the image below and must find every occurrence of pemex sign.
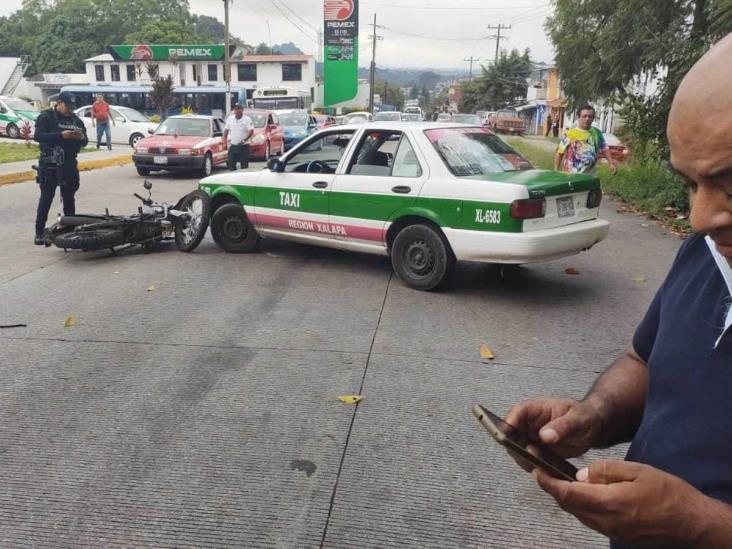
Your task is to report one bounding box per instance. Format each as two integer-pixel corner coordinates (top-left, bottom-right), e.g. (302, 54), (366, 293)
(323, 0), (359, 106)
(109, 45), (226, 61)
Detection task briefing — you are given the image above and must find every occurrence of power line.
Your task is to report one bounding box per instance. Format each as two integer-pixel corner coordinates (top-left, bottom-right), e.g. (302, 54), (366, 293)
(486, 23), (511, 62)
(361, 1), (546, 10)
(380, 24), (489, 41)
(271, 0), (319, 35)
(266, 0), (319, 44)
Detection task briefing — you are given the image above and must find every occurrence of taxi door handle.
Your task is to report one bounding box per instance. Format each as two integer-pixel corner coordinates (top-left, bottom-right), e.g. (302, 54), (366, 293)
(391, 185), (411, 194)
(312, 181), (328, 189)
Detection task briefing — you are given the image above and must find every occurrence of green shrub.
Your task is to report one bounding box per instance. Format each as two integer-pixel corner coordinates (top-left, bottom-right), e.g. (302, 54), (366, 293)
(504, 137), (555, 170)
(148, 114), (160, 123)
(597, 160), (690, 231)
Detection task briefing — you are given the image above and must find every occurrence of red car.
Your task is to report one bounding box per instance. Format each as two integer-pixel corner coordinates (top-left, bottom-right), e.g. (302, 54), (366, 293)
(241, 109), (285, 161)
(604, 132), (630, 162)
(488, 109), (526, 135)
(133, 115), (227, 177)
(312, 114), (336, 130)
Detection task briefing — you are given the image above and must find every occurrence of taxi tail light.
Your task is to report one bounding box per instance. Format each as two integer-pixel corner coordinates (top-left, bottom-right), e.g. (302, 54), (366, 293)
(191, 149), (201, 156)
(510, 198), (546, 219)
(587, 189), (602, 209)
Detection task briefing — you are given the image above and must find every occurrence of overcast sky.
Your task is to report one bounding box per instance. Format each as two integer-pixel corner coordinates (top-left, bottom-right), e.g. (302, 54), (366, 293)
(1, 0), (555, 70)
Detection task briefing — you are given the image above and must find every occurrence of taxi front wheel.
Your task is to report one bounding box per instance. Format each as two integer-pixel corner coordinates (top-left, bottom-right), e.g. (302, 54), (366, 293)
(210, 203), (260, 253)
(391, 223), (455, 291)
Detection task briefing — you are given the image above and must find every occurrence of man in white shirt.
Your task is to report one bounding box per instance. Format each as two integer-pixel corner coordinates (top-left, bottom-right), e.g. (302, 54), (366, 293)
(223, 103), (253, 170)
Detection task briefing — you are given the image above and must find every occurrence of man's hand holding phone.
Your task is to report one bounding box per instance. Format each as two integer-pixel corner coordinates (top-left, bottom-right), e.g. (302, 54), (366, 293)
(505, 397), (608, 462)
(62, 129), (84, 140)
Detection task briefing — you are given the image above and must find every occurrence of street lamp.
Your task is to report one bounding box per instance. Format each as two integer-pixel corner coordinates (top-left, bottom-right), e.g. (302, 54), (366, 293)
(223, 0), (232, 115)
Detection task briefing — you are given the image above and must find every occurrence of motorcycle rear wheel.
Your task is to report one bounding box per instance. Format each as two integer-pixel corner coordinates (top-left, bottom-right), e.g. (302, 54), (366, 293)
(174, 190), (211, 252)
(53, 226), (129, 251)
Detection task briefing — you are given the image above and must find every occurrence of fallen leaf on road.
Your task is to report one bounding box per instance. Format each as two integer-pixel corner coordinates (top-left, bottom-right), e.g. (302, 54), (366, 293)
(64, 316), (76, 328)
(338, 395), (363, 404)
(479, 344), (495, 360)
(633, 277), (647, 283)
(641, 223), (650, 228)
(146, 286), (156, 292)
(565, 267), (580, 275)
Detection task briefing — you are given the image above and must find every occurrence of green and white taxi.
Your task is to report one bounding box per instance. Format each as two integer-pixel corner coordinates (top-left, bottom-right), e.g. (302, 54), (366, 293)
(199, 122), (609, 290)
(0, 96), (39, 139)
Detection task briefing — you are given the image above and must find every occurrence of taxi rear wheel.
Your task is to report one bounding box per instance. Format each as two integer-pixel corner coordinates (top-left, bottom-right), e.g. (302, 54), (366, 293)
(210, 203), (260, 253)
(6, 123), (19, 139)
(391, 223), (455, 291)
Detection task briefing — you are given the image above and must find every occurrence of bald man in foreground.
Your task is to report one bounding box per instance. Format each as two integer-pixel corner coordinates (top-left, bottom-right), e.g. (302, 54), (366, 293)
(505, 33), (732, 548)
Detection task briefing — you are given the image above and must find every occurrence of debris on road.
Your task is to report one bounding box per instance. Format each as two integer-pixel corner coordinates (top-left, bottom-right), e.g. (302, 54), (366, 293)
(564, 267), (580, 275)
(0, 324), (27, 329)
(338, 395), (363, 404)
(64, 316), (76, 328)
(633, 276), (647, 283)
(147, 285), (156, 292)
(479, 344), (495, 361)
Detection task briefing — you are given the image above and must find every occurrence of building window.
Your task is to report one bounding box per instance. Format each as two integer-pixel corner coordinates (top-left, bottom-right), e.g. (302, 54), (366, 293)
(110, 65), (120, 82)
(126, 64), (136, 81)
(237, 63), (257, 81)
(282, 63), (302, 81)
(95, 65), (105, 82)
(208, 64), (218, 81)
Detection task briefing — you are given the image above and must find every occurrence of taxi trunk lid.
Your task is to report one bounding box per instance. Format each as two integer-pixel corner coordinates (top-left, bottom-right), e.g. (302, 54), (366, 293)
(479, 169), (603, 231)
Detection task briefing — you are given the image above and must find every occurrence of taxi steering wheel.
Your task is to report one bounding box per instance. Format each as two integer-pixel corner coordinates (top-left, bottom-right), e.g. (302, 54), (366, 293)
(306, 160), (329, 173)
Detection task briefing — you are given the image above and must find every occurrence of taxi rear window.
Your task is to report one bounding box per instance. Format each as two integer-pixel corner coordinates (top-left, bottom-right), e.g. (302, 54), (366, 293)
(425, 127), (532, 176)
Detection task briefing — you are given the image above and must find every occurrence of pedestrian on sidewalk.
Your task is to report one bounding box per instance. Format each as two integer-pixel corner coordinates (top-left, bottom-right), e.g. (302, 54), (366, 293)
(91, 94), (114, 150)
(223, 103), (253, 170)
(554, 104), (616, 174)
(504, 33), (732, 548)
(545, 113), (552, 137)
(33, 91), (88, 245)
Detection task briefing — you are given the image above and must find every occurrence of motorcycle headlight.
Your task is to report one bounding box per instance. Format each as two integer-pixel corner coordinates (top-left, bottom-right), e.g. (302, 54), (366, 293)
(178, 149), (192, 156)
(252, 134), (265, 144)
(136, 147), (148, 154)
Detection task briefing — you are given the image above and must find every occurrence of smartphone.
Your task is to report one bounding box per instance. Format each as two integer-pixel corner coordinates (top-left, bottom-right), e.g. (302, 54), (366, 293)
(471, 404), (578, 481)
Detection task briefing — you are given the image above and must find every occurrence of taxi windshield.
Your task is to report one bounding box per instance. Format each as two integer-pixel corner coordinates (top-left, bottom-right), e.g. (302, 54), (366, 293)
(424, 127), (533, 176)
(4, 97), (36, 111)
(156, 118), (209, 136)
(246, 113), (267, 128)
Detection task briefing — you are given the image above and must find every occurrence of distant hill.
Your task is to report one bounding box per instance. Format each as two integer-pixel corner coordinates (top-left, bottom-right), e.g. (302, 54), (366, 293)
(273, 42), (304, 55)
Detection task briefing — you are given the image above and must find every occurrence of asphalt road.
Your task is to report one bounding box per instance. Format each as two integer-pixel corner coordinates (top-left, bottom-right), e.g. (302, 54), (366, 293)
(0, 161), (682, 548)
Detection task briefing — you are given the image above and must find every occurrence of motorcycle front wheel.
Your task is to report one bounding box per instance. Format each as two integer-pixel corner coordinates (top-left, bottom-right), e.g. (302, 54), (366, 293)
(53, 226), (129, 251)
(174, 190), (211, 252)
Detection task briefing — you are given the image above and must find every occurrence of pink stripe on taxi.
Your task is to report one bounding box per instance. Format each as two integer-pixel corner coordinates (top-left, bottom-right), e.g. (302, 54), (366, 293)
(255, 213), (385, 242)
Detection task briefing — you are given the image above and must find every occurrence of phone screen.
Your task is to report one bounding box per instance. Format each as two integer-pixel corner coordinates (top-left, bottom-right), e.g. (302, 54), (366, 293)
(472, 404), (578, 481)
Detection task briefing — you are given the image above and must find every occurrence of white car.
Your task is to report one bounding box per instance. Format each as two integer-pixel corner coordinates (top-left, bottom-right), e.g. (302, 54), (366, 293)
(436, 113), (452, 122)
(343, 111), (373, 124)
(373, 111), (403, 122)
(75, 105), (157, 148)
(198, 122), (609, 291)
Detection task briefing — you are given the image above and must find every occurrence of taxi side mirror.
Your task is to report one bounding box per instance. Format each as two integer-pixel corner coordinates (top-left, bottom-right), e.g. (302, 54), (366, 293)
(147, 128), (154, 134)
(267, 158), (282, 172)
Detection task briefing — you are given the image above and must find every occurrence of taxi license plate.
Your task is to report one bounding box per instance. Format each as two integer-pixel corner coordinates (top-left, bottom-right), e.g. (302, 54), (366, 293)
(153, 156), (168, 165)
(556, 196), (575, 218)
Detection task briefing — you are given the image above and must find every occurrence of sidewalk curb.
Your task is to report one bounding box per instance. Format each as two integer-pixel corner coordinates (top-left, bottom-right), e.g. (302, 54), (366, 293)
(0, 155), (133, 187)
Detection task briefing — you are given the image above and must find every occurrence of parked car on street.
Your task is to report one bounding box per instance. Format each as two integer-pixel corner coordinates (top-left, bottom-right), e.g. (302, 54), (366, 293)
(76, 105), (157, 148)
(343, 111), (373, 124)
(373, 111), (403, 122)
(312, 113), (337, 130)
(402, 113), (421, 122)
(132, 115), (227, 177)
(451, 113), (483, 125)
(604, 132), (630, 162)
(240, 109), (285, 161)
(280, 112), (320, 151)
(199, 122), (609, 291)
(488, 109), (526, 135)
(436, 113), (452, 122)
(0, 96), (39, 139)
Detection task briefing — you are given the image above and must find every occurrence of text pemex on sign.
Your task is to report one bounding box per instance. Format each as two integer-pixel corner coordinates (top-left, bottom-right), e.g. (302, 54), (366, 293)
(323, 0), (359, 106)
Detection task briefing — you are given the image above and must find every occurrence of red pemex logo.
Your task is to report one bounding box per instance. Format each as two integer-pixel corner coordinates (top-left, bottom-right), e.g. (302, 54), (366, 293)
(324, 0), (354, 21)
(131, 45), (153, 60)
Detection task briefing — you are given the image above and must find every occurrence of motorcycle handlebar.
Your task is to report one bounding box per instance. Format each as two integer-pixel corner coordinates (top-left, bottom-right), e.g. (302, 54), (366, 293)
(134, 193), (151, 205)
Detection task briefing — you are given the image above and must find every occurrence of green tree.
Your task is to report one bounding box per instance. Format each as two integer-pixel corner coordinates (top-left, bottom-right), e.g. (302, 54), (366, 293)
(150, 74), (174, 119)
(460, 48), (532, 112)
(408, 84), (419, 99)
(125, 21), (198, 44)
(254, 42), (273, 55)
(375, 79), (405, 109)
(546, 0), (732, 158)
(34, 16), (100, 72)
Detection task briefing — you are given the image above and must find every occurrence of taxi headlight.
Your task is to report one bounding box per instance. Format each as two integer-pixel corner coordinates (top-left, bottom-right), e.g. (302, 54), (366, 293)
(178, 149), (192, 156)
(136, 147), (148, 154)
(252, 134), (265, 144)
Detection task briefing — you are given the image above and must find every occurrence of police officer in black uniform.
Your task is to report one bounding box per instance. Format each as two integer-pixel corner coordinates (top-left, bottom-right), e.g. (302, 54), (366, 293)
(34, 91), (88, 244)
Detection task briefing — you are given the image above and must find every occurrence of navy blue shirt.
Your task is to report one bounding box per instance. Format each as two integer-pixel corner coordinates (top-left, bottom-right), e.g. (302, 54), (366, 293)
(613, 233), (732, 547)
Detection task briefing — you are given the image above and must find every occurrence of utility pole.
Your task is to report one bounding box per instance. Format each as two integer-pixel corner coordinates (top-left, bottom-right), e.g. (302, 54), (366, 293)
(383, 80), (388, 106)
(224, 0), (231, 115)
(463, 56), (479, 80)
(368, 13), (377, 113)
(487, 24), (511, 63)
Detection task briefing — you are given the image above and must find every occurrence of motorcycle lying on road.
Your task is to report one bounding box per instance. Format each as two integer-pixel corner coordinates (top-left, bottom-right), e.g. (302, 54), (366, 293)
(42, 179), (211, 253)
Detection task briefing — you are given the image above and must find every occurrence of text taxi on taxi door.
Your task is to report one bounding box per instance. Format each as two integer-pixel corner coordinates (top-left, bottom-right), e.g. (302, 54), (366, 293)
(198, 122), (609, 291)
